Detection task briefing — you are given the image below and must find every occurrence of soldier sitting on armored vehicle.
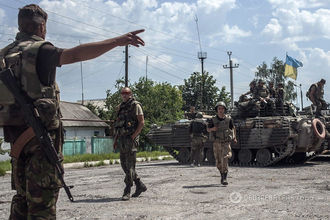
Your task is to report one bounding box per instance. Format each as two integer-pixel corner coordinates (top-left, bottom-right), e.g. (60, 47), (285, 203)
(235, 80), (259, 116)
(268, 81), (276, 99)
(275, 83), (285, 115)
(254, 79), (276, 116)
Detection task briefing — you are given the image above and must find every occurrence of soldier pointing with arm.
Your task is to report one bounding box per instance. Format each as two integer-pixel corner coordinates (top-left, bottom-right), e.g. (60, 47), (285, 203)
(0, 4), (144, 219)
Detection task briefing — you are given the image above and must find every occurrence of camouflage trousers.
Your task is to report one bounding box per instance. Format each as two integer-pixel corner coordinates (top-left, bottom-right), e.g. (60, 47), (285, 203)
(213, 141), (232, 173)
(190, 137), (204, 164)
(10, 138), (61, 220)
(118, 136), (140, 187)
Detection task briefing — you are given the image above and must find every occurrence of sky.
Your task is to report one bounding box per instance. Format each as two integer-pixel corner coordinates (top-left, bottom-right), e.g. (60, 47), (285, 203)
(0, 0), (329, 108)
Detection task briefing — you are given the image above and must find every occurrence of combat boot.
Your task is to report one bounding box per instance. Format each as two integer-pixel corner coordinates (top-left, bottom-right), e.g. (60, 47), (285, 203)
(122, 185), (131, 201)
(132, 180), (147, 198)
(222, 172), (228, 185)
(220, 172), (224, 185)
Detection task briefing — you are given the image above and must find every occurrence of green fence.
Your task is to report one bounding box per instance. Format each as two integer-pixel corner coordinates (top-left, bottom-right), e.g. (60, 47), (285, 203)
(91, 137), (114, 154)
(63, 139), (86, 156)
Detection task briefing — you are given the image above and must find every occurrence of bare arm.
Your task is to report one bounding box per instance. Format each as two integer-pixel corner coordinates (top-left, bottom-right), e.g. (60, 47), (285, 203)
(59, 29), (145, 65)
(131, 114), (144, 140)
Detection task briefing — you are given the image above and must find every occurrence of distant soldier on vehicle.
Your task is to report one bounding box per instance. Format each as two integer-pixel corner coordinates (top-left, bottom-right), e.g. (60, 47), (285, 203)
(255, 79), (275, 114)
(186, 106), (197, 120)
(114, 87), (147, 201)
(207, 102), (237, 185)
(189, 112), (207, 167)
(307, 79), (327, 117)
(276, 83), (285, 114)
(268, 81), (276, 99)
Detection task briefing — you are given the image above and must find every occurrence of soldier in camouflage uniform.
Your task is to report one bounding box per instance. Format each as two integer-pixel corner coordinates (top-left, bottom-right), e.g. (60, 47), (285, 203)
(307, 79), (327, 117)
(189, 112), (207, 167)
(114, 87), (147, 201)
(1, 4), (145, 219)
(207, 102), (237, 185)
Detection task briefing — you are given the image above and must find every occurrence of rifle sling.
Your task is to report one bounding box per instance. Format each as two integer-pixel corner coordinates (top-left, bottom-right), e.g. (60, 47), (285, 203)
(10, 127), (35, 159)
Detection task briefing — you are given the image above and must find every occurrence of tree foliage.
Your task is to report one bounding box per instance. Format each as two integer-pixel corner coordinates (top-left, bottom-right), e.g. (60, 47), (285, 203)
(179, 72), (230, 111)
(255, 57), (297, 102)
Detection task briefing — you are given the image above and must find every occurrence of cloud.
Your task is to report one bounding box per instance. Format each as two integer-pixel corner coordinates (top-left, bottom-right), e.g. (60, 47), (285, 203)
(268, 0), (327, 9)
(209, 24), (251, 45)
(197, 0), (236, 14)
(262, 18), (282, 38)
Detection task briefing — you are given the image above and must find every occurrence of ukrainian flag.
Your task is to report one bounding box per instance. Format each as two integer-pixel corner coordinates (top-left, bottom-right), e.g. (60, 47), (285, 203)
(284, 55), (303, 80)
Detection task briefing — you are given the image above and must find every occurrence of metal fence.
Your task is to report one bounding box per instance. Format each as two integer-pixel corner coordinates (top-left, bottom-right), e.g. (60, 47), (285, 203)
(91, 137), (114, 154)
(63, 139), (86, 156)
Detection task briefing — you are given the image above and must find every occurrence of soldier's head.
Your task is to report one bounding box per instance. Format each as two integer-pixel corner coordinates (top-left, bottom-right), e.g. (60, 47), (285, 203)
(249, 80), (256, 88)
(18, 4), (48, 39)
(319, 78), (326, 86)
(258, 79), (266, 86)
(277, 83), (284, 88)
(189, 106), (196, 113)
(269, 81), (274, 88)
(120, 87), (132, 102)
(215, 101), (227, 115)
(196, 112), (203, 118)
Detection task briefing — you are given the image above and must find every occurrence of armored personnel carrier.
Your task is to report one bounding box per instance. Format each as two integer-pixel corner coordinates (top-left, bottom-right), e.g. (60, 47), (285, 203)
(147, 102), (328, 166)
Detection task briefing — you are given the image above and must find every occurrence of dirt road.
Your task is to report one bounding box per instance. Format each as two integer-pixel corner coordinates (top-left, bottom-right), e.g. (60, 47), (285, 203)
(1, 158), (330, 219)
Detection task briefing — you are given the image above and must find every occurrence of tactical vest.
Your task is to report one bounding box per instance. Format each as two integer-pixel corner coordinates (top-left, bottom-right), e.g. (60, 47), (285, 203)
(0, 33), (60, 129)
(257, 85), (268, 98)
(115, 98), (140, 136)
(191, 119), (206, 136)
(211, 115), (233, 142)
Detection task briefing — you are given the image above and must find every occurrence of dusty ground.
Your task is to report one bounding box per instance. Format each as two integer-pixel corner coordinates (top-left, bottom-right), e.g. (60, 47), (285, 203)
(1, 157), (330, 220)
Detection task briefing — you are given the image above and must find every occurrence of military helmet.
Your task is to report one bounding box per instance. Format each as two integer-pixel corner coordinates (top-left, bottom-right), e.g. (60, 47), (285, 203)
(215, 101), (227, 111)
(196, 112), (203, 118)
(258, 79), (266, 84)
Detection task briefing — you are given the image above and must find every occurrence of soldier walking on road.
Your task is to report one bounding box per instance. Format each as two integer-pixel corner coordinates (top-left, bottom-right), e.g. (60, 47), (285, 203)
(307, 79), (327, 117)
(0, 4), (145, 219)
(207, 102), (237, 185)
(189, 112), (207, 167)
(114, 87), (147, 201)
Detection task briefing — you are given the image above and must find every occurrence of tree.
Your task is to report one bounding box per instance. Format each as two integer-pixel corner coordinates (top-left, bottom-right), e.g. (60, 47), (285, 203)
(255, 57), (297, 102)
(180, 72), (230, 111)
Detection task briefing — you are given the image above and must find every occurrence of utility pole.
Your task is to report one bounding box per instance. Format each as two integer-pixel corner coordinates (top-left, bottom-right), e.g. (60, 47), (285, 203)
(223, 51), (239, 109)
(195, 15), (207, 110)
(146, 56), (148, 81)
(125, 45), (128, 87)
(79, 40), (84, 105)
(300, 84), (303, 110)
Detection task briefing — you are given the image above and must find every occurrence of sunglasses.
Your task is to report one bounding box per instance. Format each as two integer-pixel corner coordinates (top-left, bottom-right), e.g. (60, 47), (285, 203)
(121, 92), (131, 95)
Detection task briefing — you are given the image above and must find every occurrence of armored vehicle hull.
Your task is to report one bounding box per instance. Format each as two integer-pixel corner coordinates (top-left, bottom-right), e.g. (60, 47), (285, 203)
(147, 111), (328, 166)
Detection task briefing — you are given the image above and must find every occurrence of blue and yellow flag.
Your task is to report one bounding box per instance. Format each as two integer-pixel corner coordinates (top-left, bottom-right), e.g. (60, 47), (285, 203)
(284, 55), (303, 80)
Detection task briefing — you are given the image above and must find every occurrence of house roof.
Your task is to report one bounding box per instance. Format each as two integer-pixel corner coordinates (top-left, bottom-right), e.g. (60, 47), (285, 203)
(60, 101), (109, 128)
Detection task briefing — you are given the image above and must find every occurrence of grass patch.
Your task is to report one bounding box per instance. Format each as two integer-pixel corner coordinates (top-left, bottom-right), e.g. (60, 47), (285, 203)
(0, 160), (11, 176)
(63, 151), (169, 164)
(0, 151), (170, 175)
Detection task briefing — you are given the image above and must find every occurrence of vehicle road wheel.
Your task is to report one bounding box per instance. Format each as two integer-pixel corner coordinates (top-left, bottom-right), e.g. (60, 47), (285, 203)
(177, 148), (190, 164)
(238, 149), (253, 164)
(256, 148), (271, 164)
(205, 148), (215, 164)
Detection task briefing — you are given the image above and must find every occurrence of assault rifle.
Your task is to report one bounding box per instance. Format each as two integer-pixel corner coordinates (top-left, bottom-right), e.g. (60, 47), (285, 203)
(0, 68), (74, 202)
